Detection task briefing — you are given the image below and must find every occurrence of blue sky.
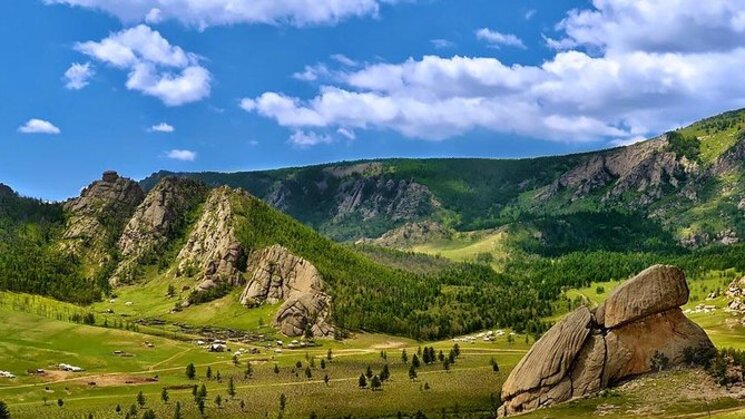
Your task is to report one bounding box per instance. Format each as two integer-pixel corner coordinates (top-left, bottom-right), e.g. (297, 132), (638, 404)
(3, 0), (745, 200)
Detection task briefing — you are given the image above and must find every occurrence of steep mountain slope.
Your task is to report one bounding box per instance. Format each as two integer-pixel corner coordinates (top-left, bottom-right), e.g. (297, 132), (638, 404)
(142, 109), (745, 248)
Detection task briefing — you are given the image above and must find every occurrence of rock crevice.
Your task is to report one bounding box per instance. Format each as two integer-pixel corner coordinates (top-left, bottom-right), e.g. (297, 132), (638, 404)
(499, 265), (713, 416)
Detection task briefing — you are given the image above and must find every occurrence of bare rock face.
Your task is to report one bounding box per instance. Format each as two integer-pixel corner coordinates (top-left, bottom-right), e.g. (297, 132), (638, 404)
(333, 175), (438, 223)
(240, 245), (334, 338)
(539, 137), (697, 206)
(109, 177), (208, 286)
(358, 220), (451, 248)
(176, 187), (247, 290)
(499, 265), (713, 416)
(60, 171), (145, 267)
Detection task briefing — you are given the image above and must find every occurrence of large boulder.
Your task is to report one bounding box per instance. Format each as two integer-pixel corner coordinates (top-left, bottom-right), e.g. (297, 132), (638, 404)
(499, 265), (713, 416)
(240, 245), (334, 338)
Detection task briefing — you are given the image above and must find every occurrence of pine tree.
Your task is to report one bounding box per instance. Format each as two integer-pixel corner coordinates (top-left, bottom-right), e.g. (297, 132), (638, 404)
(324, 374), (330, 386)
(116, 404), (122, 415)
(161, 388), (169, 404)
(239, 400), (246, 411)
(206, 366), (212, 380)
(320, 359), (326, 369)
(401, 349), (408, 364)
(245, 362), (253, 379)
(453, 343), (460, 358)
(136, 391), (146, 408)
(228, 376), (236, 398)
(305, 366), (312, 379)
(409, 364), (418, 381)
(358, 374), (367, 388)
(128, 404), (137, 416)
(196, 384), (208, 403)
(438, 350), (445, 362)
(371, 375), (382, 391)
(273, 364), (280, 375)
(141, 410), (156, 419)
(327, 348), (333, 361)
(412, 354), (421, 369)
(214, 395), (222, 409)
(173, 402), (183, 419)
(216, 370), (222, 382)
(365, 365), (373, 379)
(279, 393), (287, 411)
(0, 401), (9, 419)
(185, 363), (196, 380)
(232, 354), (240, 366)
(443, 358), (451, 372)
(57, 399), (64, 409)
(197, 399), (205, 416)
(380, 364), (390, 381)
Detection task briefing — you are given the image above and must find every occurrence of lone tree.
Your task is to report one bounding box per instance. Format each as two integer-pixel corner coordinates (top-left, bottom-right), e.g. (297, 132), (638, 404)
(408, 365), (418, 381)
(358, 374), (368, 389)
(57, 399), (64, 409)
(490, 357), (500, 373)
(185, 363), (196, 380)
(0, 400), (10, 419)
(161, 388), (169, 404)
(206, 366), (213, 380)
(401, 349), (408, 364)
(197, 399), (205, 416)
(305, 366), (313, 379)
(245, 362), (254, 379)
(279, 393), (287, 411)
(273, 364), (280, 375)
(137, 391), (146, 408)
(197, 384), (208, 403)
(380, 364), (390, 381)
(228, 377), (236, 398)
(173, 402), (183, 419)
(327, 348), (333, 361)
(214, 395), (223, 409)
(320, 359), (326, 370)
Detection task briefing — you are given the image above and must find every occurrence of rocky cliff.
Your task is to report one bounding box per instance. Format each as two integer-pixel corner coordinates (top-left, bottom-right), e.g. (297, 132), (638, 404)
(110, 177), (208, 286)
(60, 171), (145, 269)
(240, 245), (334, 338)
(499, 265), (713, 416)
(176, 187), (247, 290)
(539, 137), (698, 206)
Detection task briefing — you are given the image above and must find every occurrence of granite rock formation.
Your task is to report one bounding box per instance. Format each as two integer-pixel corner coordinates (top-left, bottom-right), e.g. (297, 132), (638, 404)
(176, 187), (247, 290)
(110, 177), (208, 286)
(240, 245), (334, 338)
(499, 265), (713, 416)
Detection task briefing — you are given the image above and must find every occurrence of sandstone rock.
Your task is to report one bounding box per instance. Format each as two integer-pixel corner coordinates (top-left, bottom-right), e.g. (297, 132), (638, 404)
(600, 265), (689, 328)
(60, 171), (144, 267)
(109, 177), (208, 286)
(240, 245), (333, 338)
(499, 265), (714, 416)
(176, 187), (246, 290)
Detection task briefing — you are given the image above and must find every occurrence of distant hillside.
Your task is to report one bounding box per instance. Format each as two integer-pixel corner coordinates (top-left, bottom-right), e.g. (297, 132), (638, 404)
(142, 108), (745, 248)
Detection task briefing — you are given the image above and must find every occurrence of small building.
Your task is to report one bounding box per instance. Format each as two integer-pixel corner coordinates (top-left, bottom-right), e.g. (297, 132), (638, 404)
(59, 363), (84, 372)
(209, 343), (227, 352)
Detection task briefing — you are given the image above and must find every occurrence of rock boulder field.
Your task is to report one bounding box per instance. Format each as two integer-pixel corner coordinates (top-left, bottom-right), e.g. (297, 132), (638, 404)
(498, 265), (713, 416)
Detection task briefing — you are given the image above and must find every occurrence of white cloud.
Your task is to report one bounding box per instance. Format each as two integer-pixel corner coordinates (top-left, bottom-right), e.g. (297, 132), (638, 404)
(289, 131), (333, 148)
(525, 9), (536, 21)
(149, 122), (175, 133)
(166, 149), (196, 161)
(547, 0), (745, 53)
(431, 39), (456, 49)
(331, 54), (358, 67)
(18, 119), (61, 135)
(75, 25), (211, 106)
(476, 28), (526, 49)
(293, 64), (331, 82)
(337, 127), (356, 140)
(241, 1), (745, 145)
(63, 62), (95, 90)
(45, 0), (395, 29)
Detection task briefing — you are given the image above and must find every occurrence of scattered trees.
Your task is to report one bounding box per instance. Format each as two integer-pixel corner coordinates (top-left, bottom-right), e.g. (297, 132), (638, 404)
(185, 363), (196, 380)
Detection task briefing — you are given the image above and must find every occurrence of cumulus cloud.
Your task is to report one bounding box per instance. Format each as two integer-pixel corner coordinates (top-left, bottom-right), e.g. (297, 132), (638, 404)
(166, 149), (196, 161)
(74, 25), (211, 106)
(63, 62), (95, 90)
(45, 0), (395, 29)
(476, 28), (526, 49)
(149, 122), (175, 133)
(289, 131), (333, 148)
(241, 1), (745, 144)
(18, 119), (61, 134)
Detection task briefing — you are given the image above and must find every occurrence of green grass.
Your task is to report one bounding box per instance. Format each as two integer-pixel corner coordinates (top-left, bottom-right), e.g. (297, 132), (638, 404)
(0, 294), (531, 418)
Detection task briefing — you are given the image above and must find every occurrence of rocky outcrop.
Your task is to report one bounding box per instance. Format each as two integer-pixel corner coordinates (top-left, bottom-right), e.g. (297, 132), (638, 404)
(176, 187), (246, 290)
(358, 220), (451, 248)
(240, 245), (334, 338)
(499, 265), (713, 416)
(109, 177), (208, 286)
(333, 175), (437, 223)
(60, 171), (145, 266)
(539, 137), (698, 206)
